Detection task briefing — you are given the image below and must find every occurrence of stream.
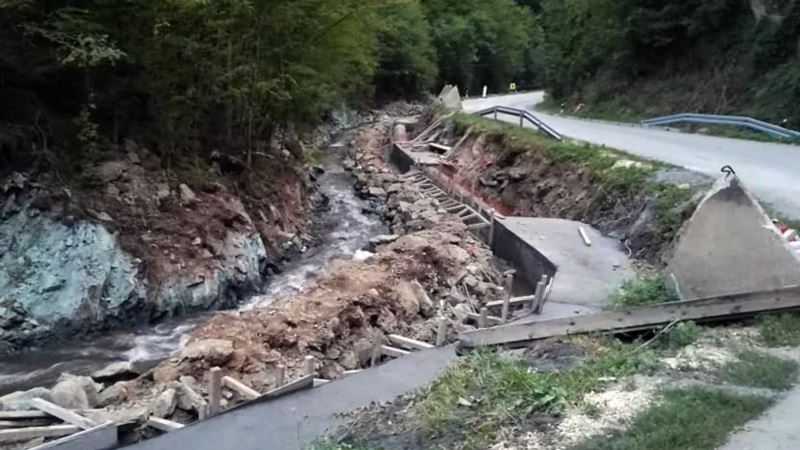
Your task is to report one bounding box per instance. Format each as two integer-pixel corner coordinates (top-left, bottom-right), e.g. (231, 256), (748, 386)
(0, 140), (387, 395)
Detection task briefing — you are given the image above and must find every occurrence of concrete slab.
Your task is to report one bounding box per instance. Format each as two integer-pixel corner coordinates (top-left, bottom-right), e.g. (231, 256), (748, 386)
(498, 217), (634, 314)
(668, 175), (800, 299)
(123, 346), (458, 450)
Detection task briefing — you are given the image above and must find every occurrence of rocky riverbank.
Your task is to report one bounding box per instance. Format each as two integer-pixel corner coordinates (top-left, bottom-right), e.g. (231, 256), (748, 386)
(0, 109), (510, 448)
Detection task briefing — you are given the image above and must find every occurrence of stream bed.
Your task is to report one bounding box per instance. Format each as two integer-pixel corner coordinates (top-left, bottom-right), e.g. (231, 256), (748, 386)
(0, 140), (386, 395)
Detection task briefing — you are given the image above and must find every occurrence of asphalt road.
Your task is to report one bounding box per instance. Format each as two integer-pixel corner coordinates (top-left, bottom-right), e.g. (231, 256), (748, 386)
(462, 92), (800, 219)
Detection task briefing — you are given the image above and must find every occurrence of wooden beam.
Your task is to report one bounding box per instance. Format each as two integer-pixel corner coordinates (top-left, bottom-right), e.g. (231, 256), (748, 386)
(313, 379), (330, 388)
(429, 143), (452, 153)
(380, 345), (411, 358)
(501, 274), (513, 323)
(222, 376), (260, 400)
(30, 399), (97, 430)
(436, 319), (447, 346)
(387, 334), (434, 350)
(0, 411), (50, 420)
(261, 376), (314, 400)
(0, 419), (52, 429)
(0, 425), (80, 443)
(468, 312), (502, 326)
(485, 296), (535, 309)
(274, 365), (286, 388)
(28, 422), (116, 450)
(531, 278), (548, 314)
(459, 285), (800, 349)
(147, 417), (184, 432)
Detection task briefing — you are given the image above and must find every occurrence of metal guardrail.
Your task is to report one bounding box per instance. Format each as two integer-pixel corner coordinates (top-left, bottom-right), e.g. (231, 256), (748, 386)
(475, 106), (562, 140)
(642, 113), (800, 139)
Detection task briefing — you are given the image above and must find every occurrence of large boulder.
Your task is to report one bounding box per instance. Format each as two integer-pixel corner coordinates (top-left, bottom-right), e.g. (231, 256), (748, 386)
(181, 339), (234, 365)
(51, 374), (101, 409)
(91, 361), (139, 382)
(150, 388), (177, 418)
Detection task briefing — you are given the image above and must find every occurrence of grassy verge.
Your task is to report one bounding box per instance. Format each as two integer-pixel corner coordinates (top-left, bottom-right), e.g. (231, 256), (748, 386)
(758, 313), (800, 347)
(570, 387), (773, 450)
(421, 345), (660, 442)
(716, 351), (799, 391)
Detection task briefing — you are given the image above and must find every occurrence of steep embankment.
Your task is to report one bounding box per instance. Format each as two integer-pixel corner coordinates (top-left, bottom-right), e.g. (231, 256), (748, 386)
(0, 139), (317, 352)
(432, 112), (709, 262)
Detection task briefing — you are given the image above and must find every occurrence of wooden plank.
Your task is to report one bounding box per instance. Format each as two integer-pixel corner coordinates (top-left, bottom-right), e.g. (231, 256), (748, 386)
(0, 425), (80, 443)
(28, 422), (116, 450)
(459, 285), (800, 349)
(501, 274), (513, 323)
(313, 379), (331, 387)
(222, 376), (260, 400)
(380, 345), (411, 358)
(147, 417), (184, 432)
(429, 143), (452, 153)
(387, 334), (434, 350)
(261, 375), (314, 400)
(0, 419), (52, 429)
(0, 411), (50, 420)
(30, 399), (97, 430)
(578, 225), (592, 247)
(207, 367), (223, 416)
(468, 312), (502, 326)
(485, 296), (535, 309)
(179, 380), (208, 420)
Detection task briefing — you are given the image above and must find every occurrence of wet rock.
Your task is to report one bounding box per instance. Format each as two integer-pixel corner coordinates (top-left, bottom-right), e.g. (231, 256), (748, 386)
(393, 281), (421, 318)
(353, 250), (374, 261)
(92, 361), (139, 382)
(0, 387), (52, 410)
(367, 187), (386, 197)
(150, 388), (177, 418)
(339, 350), (359, 370)
(179, 183), (198, 202)
(85, 406), (147, 426)
(182, 339), (234, 365)
(352, 339), (375, 366)
(368, 234), (399, 250)
(155, 183), (171, 201)
(97, 381), (129, 407)
(410, 281), (435, 317)
(51, 374), (100, 409)
(153, 365), (181, 384)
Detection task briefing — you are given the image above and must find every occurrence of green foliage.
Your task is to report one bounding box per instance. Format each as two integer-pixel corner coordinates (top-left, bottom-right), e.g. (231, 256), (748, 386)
(659, 321), (702, 350)
(609, 276), (677, 309)
(422, 345), (658, 437)
(423, 0), (541, 93)
(758, 313), (800, 347)
(717, 351), (799, 391)
(570, 387), (773, 450)
(538, 0), (800, 128)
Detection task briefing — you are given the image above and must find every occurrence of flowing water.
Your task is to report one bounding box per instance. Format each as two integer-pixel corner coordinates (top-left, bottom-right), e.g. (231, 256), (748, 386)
(0, 140), (386, 395)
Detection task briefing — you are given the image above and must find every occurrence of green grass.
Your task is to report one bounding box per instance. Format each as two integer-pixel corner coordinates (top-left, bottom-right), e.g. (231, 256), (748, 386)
(422, 345), (659, 437)
(570, 387), (773, 450)
(658, 321), (702, 350)
(758, 313), (800, 347)
(717, 351), (799, 391)
(609, 276), (678, 309)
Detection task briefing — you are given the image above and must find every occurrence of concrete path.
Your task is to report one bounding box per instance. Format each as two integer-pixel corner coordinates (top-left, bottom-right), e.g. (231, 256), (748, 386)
(462, 92), (800, 219)
(718, 383), (800, 450)
(123, 346), (458, 450)
(499, 217), (633, 322)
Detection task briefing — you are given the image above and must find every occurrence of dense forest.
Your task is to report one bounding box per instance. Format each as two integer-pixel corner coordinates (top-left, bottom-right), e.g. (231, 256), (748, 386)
(0, 0), (541, 180)
(539, 0), (800, 126)
(2, 0), (799, 182)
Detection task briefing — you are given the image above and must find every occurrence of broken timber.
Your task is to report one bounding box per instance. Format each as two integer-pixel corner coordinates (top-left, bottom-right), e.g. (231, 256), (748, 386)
(459, 284), (800, 349)
(28, 422), (117, 450)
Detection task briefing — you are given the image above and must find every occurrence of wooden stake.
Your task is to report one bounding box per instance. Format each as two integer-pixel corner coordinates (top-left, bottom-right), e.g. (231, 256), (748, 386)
(489, 211), (496, 247)
(304, 355), (316, 376)
(275, 365), (286, 388)
(370, 339), (382, 367)
(531, 279), (547, 314)
(207, 367), (222, 416)
(436, 319), (447, 346)
(479, 307), (489, 328)
(501, 274), (513, 323)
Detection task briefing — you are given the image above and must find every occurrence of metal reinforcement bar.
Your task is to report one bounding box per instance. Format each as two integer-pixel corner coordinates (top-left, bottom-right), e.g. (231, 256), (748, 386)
(642, 113), (800, 139)
(459, 284), (800, 349)
(474, 106), (562, 140)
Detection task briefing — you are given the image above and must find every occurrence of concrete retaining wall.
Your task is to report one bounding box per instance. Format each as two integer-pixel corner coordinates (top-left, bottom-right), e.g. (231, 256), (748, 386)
(390, 143), (415, 174)
(491, 218), (557, 288)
